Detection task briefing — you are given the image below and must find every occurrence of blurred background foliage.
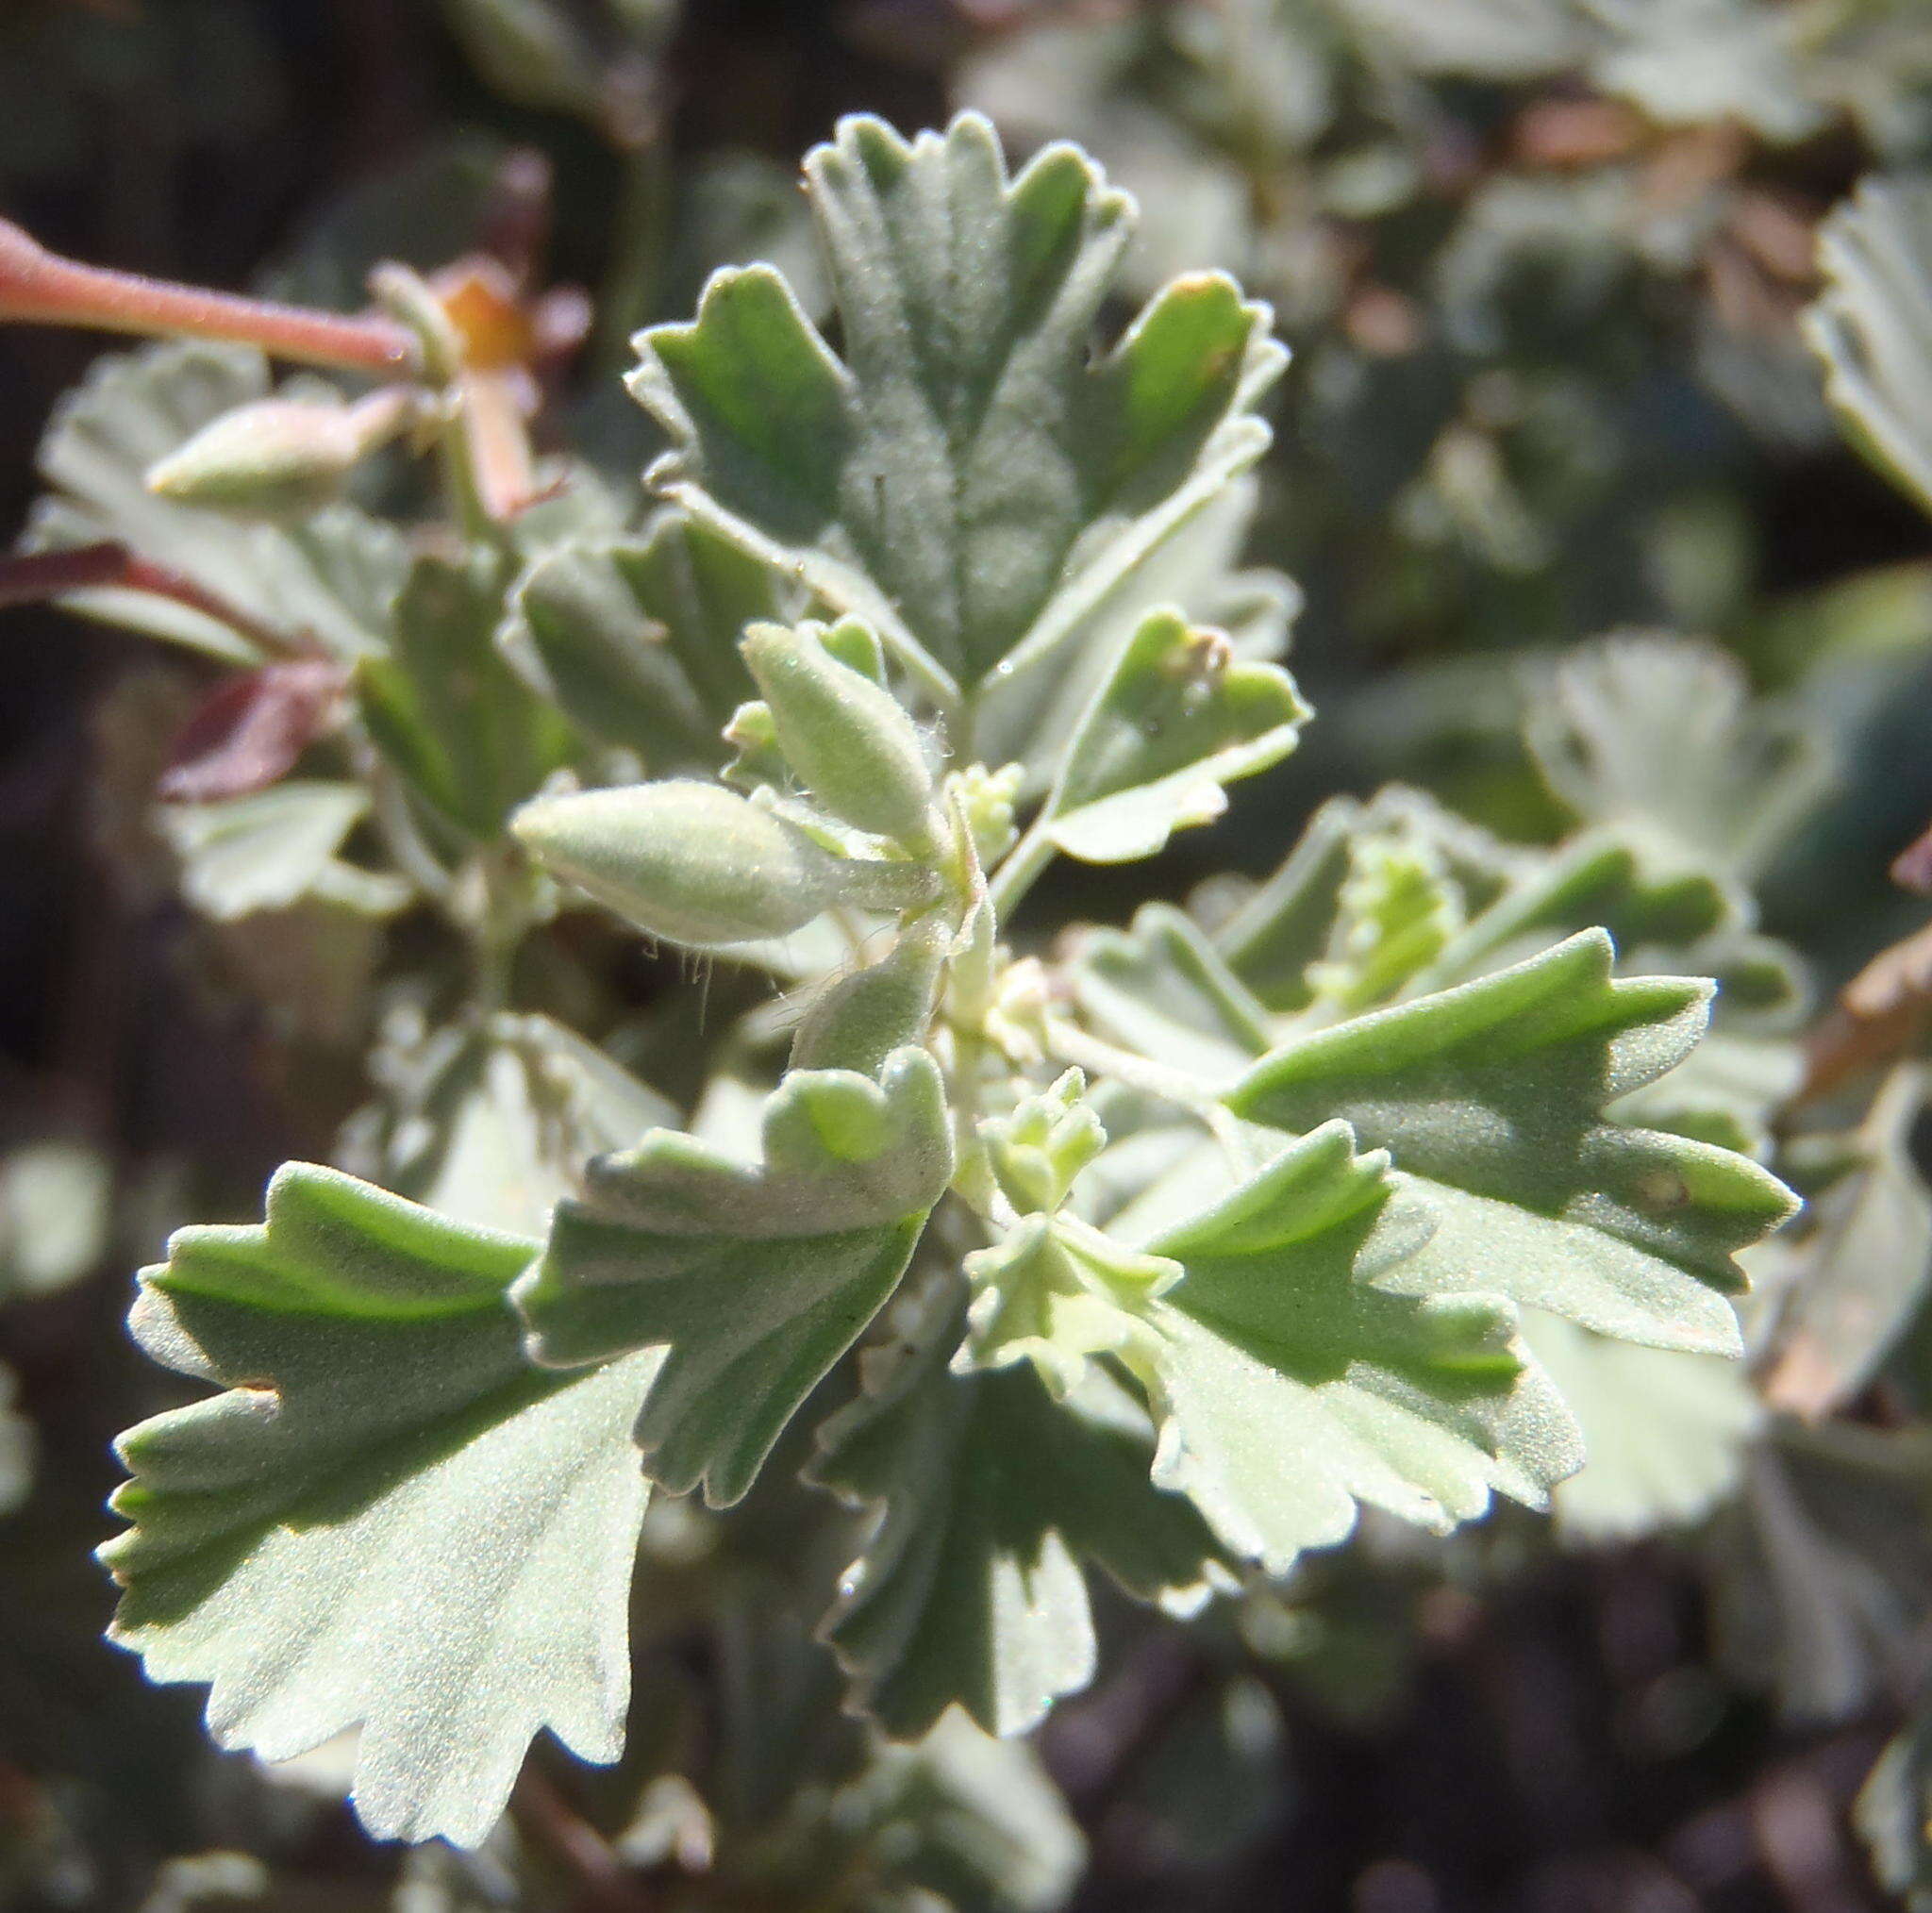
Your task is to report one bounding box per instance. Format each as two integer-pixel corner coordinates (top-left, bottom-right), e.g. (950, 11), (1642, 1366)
(8, 1), (1932, 1909)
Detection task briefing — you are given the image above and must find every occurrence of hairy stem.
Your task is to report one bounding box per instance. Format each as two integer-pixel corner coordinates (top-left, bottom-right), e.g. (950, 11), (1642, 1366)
(0, 219), (416, 374)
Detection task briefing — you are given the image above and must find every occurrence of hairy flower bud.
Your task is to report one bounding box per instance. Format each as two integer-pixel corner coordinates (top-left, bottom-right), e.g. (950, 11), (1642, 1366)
(513, 780), (929, 951)
(739, 618), (940, 850)
(146, 389), (415, 518)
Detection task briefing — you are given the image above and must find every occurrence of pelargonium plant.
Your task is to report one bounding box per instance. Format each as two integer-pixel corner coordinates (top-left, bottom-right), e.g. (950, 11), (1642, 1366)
(0, 111), (1799, 1853)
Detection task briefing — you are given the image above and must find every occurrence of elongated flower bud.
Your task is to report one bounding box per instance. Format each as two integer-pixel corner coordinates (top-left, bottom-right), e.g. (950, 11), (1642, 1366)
(513, 780), (928, 950)
(146, 389), (415, 518)
(740, 619), (940, 849)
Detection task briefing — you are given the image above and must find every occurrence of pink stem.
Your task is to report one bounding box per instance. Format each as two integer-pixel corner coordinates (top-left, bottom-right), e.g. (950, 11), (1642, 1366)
(0, 219), (417, 376)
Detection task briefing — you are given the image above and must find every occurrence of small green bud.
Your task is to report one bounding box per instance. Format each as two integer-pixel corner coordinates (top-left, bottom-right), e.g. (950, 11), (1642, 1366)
(146, 389), (415, 518)
(949, 760), (1024, 868)
(740, 618), (940, 850)
(721, 699), (788, 792)
(791, 916), (949, 1076)
(513, 780), (865, 950)
(982, 1070), (1107, 1216)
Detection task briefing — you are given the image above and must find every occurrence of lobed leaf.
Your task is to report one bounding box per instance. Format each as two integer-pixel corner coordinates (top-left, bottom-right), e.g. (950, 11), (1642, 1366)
(809, 1292), (1227, 1738)
(630, 112), (1285, 710)
(1518, 1308), (1760, 1541)
(25, 341), (407, 662)
(102, 1164), (657, 1847)
(1806, 175), (1932, 521)
(1036, 608), (1307, 865)
(499, 509), (786, 774)
(1071, 904), (1272, 1081)
(1226, 931), (1798, 1353)
(358, 549), (576, 841)
(1133, 1123), (1580, 1572)
(515, 1047), (953, 1505)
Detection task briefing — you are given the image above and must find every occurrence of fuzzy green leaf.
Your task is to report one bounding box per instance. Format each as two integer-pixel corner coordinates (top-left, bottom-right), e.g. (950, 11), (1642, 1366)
(359, 550), (576, 840)
(1761, 1063), (1932, 1421)
(1036, 608), (1307, 864)
(630, 112), (1284, 704)
(1713, 1422), (1932, 1722)
(1132, 1123), (1580, 1572)
(1213, 787), (1517, 1014)
(809, 1294), (1227, 1738)
(158, 781), (409, 923)
(341, 1011), (678, 1239)
(515, 1047), (952, 1505)
(1523, 635), (1832, 883)
(1227, 931), (1798, 1353)
(1518, 1308), (1761, 1541)
(101, 1164), (657, 1847)
(498, 510), (783, 774)
(1071, 904), (1272, 1081)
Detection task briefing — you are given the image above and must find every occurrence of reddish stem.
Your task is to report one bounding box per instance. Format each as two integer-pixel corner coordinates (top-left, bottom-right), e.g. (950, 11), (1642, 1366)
(0, 541), (303, 657)
(0, 218), (417, 376)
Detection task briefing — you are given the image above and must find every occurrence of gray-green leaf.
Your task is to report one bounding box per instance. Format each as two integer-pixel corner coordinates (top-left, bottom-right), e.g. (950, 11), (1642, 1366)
(102, 1163), (657, 1846)
(630, 112), (1284, 704)
(809, 1291), (1227, 1738)
(515, 1046), (952, 1505)
(1227, 931), (1798, 1353)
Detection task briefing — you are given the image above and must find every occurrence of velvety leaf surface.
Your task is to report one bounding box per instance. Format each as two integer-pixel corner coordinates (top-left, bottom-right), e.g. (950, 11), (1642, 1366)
(516, 1047), (952, 1505)
(158, 782), (408, 923)
(1519, 1308), (1760, 1541)
(359, 549), (576, 840)
(630, 112), (1284, 705)
(1227, 931), (1798, 1353)
(1762, 1063), (1932, 1420)
(1134, 1123), (1580, 1572)
(1712, 1422), (1932, 1723)
(1037, 608), (1307, 863)
(1523, 634), (1832, 882)
(1070, 903), (1272, 1080)
(341, 1011), (679, 1239)
(810, 1293), (1226, 1738)
(102, 1164), (657, 1846)
(499, 510), (784, 772)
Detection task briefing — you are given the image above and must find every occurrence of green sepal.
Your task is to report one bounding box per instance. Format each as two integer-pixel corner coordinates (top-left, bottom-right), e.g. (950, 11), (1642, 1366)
(513, 1046), (952, 1505)
(791, 914), (950, 1076)
(146, 390), (411, 520)
(512, 779), (934, 952)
